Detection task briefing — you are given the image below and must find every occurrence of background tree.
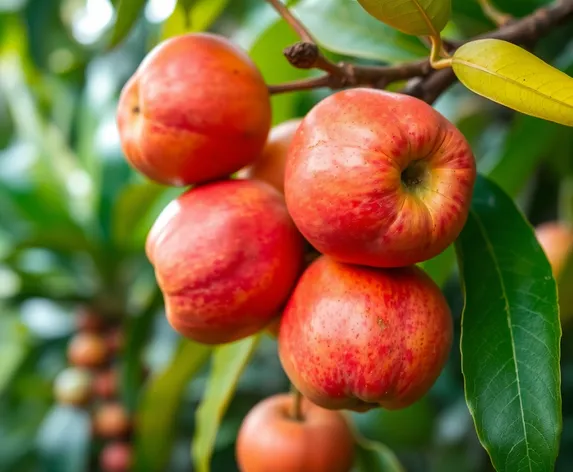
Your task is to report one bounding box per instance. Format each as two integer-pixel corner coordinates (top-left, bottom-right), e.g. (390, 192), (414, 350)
(0, 0), (572, 471)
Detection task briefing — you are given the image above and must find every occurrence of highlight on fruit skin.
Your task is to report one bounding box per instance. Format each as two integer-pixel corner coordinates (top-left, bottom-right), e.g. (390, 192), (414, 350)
(278, 256), (453, 411)
(236, 393), (355, 472)
(116, 32), (272, 187)
(93, 402), (132, 439)
(67, 333), (109, 368)
(285, 88), (476, 268)
(146, 179), (305, 345)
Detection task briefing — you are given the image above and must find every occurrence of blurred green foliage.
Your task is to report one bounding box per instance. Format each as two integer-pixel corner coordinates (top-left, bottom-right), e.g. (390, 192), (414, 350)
(0, 0), (572, 471)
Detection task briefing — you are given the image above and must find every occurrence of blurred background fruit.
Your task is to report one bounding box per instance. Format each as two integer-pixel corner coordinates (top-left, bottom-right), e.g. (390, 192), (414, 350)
(1, 1), (573, 471)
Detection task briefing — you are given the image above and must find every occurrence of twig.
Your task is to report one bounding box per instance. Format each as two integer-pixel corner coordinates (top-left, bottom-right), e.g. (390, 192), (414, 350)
(265, 0), (314, 43)
(265, 0), (573, 104)
(268, 74), (331, 95)
(478, 0), (513, 26)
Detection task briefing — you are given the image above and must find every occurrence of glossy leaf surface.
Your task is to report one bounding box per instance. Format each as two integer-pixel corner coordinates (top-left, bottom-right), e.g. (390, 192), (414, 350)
(356, 0), (451, 36)
(456, 175), (561, 471)
(453, 39), (573, 127)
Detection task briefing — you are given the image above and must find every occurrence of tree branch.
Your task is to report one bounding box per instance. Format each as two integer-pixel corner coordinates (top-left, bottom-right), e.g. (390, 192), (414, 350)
(265, 0), (573, 104)
(477, 0), (513, 26)
(265, 0), (314, 43)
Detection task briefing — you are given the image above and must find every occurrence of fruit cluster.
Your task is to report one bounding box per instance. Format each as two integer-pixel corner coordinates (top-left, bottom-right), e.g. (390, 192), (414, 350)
(53, 308), (133, 472)
(117, 32), (477, 471)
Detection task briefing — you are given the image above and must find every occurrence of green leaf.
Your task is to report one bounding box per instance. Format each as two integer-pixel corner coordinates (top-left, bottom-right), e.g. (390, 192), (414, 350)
(0, 316), (29, 395)
(352, 433), (405, 472)
(192, 336), (261, 472)
(112, 182), (168, 251)
(133, 340), (212, 472)
(356, 0), (451, 36)
(294, 0), (428, 63)
(452, 39), (573, 127)
(0, 55), (93, 231)
(419, 245), (456, 287)
(109, 0), (147, 48)
(248, 19), (311, 125)
(455, 175), (562, 471)
(162, 0), (230, 39)
(37, 406), (91, 472)
(121, 289), (164, 411)
(483, 115), (563, 197)
(556, 249), (573, 325)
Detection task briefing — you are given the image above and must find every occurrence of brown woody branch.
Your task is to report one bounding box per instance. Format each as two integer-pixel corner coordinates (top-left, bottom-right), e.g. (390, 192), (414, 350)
(266, 0), (573, 104)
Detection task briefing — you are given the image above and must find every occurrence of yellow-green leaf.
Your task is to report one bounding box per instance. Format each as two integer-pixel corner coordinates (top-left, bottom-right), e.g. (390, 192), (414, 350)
(356, 0), (451, 36)
(191, 335), (260, 472)
(452, 39), (573, 127)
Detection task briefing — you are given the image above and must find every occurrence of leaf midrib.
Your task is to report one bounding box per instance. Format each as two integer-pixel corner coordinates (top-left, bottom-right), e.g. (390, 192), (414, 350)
(453, 58), (573, 112)
(411, 0), (439, 38)
(469, 208), (533, 472)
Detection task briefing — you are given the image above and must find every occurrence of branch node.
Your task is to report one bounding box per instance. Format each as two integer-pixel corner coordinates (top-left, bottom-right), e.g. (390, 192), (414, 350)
(284, 42), (320, 69)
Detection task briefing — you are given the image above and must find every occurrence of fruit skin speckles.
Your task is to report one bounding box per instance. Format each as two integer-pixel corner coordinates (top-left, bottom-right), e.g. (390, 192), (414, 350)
(146, 179), (305, 345)
(278, 256), (453, 411)
(285, 88), (476, 268)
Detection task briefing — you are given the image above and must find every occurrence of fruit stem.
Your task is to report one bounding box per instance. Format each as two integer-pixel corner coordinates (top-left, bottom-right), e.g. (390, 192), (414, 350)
(290, 385), (304, 421)
(265, 0), (314, 43)
(429, 35), (453, 70)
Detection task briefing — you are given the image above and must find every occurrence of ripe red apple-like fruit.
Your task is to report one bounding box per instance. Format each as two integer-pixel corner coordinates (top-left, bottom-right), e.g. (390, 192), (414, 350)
(105, 328), (124, 354)
(93, 403), (131, 439)
(93, 369), (118, 399)
(117, 33), (271, 186)
(535, 221), (573, 278)
(146, 179), (305, 344)
(100, 442), (132, 472)
(239, 119), (302, 193)
(285, 88), (476, 268)
(279, 256), (452, 411)
(76, 307), (105, 333)
(68, 333), (108, 368)
(236, 393), (355, 472)
(53, 367), (92, 407)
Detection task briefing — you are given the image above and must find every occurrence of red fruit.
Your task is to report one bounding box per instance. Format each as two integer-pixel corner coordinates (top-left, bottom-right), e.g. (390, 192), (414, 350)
(535, 221), (573, 278)
(76, 307), (105, 333)
(100, 442), (132, 472)
(285, 88), (476, 268)
(53, 367), (92, 406)
(239, 119), (302, 193)
(93, 369), (118, 399)
(117, 33), (271, 186)
(236, 393), (355, 472)
(279, 256), (452, 411)
(93, 403), (131, 439)
(106, 328), (124, 354)
(68, 333), (108, 368)
(146, 179), (305, 344)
